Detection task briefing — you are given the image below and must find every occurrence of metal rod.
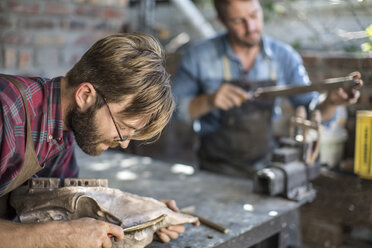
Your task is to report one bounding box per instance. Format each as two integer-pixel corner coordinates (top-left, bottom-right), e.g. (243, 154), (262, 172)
(253, 76), (358, 98)
(182, 211), (229, 234)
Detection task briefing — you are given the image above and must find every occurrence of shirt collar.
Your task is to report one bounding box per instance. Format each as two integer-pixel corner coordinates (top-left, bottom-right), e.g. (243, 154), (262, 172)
(261, 35), (273, 59)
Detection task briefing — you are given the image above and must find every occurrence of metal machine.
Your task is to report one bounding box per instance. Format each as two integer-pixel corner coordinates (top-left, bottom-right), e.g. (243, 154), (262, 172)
(254, 107), (322, 203)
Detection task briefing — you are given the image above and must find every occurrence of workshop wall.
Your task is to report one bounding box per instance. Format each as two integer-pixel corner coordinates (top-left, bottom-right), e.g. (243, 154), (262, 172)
(302, 52), (372, 108)
(0, 0), (129, 78)
(301, 52), (372, 160)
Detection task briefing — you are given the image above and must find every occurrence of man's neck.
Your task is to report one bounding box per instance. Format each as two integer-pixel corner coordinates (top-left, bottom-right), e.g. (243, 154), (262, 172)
(60, 77), (72, 131)
(229, 37), (260, 72)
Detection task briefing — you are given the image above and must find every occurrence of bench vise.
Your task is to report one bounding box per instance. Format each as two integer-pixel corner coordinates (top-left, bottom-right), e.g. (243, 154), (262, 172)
(254, 107), (322, 203)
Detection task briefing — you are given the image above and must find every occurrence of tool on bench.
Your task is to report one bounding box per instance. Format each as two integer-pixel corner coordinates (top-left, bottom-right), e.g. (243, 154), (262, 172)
(252, 74), (362, 202)
(181, 206), (229, 234)
(182, 211), (229, 234)
(254, 107), (322, 203)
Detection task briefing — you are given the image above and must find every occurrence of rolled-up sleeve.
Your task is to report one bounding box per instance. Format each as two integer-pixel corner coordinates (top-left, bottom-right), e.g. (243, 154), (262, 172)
(279, 46), (338, 126)
(284, 49), (319, 109)
(172, 47), (200, 123)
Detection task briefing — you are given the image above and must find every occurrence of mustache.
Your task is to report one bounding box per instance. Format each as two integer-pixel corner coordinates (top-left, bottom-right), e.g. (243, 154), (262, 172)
(245, 30), (259, 36)
(109, 143), (120, 148)
(104, 140), (120, 148)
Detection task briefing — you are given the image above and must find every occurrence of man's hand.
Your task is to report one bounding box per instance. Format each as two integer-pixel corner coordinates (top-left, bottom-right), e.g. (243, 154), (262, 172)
(325, 71), (363, 106)
(0, 218), (124, 248)
(211, 83), (250, 110)
(155, 200), (200, 243)
(318, 71), (363, 121)
(63, 218), (124, 248)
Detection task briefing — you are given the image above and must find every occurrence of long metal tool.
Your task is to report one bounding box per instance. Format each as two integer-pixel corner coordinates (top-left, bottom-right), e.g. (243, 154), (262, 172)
(122, 214), (166, 233)
(182, 210), (229, 234)
(253, 76), (359, 99)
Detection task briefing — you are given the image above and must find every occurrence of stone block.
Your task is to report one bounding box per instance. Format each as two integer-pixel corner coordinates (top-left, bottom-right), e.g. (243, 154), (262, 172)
(104, 7), (126, 19)
(62, 19), (87, 30)
(2, 33), (32, 46)
(33, 35), (66, 46)
(73, 0), (128, 7)
(0, 16), (12, 29)
(4, 47), (17, 68)
(35, 48), (59, 68)
(18, 18), (56, 29)
(18, 49), (32, 69)
(7, 2), (40, 14)
(75, 5), (104, 18)
(44, 3), (71, 15)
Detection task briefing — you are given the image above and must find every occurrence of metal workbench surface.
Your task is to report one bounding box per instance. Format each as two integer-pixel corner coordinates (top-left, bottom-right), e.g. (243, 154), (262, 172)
(77, 148), (301, 248)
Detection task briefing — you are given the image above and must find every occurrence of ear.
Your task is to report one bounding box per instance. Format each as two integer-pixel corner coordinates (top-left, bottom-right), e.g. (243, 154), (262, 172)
(74, 82), (96, 111)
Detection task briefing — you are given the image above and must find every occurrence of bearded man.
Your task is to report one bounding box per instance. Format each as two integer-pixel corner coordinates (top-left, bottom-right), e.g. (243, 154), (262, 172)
(172, 0), (361, 177)
(0, 33), (189, 248)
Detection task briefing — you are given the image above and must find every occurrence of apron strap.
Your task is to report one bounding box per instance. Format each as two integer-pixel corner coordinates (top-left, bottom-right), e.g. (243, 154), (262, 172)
(0, 75), (41, 196)
(222, 55), (232, 81)
(223, 55), (277, 82)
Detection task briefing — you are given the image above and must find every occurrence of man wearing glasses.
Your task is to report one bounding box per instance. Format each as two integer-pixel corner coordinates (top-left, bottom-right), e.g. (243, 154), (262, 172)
(0, 33), (186, 247)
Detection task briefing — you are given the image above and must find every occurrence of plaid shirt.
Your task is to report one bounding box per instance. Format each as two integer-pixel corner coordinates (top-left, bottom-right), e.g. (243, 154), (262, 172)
(0, 75), (78, 195)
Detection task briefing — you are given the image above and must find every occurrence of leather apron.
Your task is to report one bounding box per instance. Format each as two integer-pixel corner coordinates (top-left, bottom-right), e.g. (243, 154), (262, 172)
(0, 74), (42, 219)
(198, 56), (276, 178)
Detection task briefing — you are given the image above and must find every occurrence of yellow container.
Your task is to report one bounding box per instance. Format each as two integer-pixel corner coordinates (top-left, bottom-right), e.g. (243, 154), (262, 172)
(354, 110), (372, 179)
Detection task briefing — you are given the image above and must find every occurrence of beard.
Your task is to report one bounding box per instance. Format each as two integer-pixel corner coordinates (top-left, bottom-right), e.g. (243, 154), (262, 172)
(232, 30), (261, 48)
(65, 103), (117, 156)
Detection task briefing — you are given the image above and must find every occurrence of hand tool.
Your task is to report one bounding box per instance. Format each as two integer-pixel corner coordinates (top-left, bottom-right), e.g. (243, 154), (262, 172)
(248, 76), (359, 99)
(108, 214), (166, 238)
(122, 214), (166, 233)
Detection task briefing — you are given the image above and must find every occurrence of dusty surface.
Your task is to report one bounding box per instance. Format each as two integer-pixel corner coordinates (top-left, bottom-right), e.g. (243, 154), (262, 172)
(77, 148), (301, 248)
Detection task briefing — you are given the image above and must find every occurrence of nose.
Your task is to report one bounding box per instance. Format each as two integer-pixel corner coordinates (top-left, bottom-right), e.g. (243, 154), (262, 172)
(243, 18), (255, 32)
(119, 140), (130, 149)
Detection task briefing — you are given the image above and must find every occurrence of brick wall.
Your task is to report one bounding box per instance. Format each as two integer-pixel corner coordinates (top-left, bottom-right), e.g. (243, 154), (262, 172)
(0, 0), (128, 78)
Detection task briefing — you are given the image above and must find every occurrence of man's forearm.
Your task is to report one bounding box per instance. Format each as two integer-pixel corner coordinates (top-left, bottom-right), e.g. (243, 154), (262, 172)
(0, 219), (62, 248)
(316, 97), (338, 122)
(0, 217), (122, 248)
(188, 94), (215, 120)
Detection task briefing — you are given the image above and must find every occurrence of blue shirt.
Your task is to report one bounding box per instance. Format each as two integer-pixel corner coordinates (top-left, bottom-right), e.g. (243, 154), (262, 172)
(172, 34), (319, 135)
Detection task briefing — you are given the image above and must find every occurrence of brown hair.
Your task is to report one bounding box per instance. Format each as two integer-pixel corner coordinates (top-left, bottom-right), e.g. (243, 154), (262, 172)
(214, 0), (255, 21)
(65, 33), (174, 142)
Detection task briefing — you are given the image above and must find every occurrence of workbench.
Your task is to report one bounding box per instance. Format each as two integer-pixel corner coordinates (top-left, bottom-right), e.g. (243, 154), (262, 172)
(300, 169), (372, 247)
(77, 148), (302, 248)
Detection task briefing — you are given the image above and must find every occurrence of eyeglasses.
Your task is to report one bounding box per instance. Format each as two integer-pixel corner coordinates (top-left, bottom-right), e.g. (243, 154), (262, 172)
(94, 89), (127, 142)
